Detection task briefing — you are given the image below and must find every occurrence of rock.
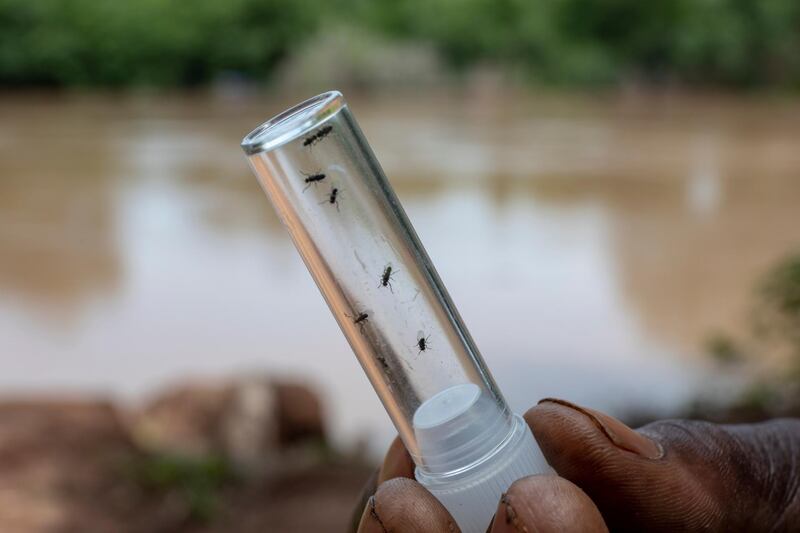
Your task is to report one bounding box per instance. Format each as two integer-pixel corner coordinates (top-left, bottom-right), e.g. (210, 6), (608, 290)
(219, 377), (279, 471)
(132, 382), (234, 459)
(132, 376), (326, 472)
(272, 382), (326, 446)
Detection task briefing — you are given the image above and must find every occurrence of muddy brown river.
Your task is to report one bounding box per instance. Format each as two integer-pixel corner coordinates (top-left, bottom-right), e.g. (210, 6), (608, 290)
(1, 89), (799, 454)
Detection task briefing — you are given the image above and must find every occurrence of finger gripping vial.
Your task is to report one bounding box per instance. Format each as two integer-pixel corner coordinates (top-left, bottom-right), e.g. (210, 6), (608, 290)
(241, 91), (551, 533)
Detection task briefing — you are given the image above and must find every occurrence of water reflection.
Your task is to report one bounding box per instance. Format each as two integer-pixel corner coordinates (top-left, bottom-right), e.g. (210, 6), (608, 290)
(1, 91), (799, 454)
(0, 101), (122, 321)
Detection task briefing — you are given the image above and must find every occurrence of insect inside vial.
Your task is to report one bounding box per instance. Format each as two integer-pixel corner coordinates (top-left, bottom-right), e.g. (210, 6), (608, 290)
(378, 265), (394, 292)
(346, 310), (370, 332)
(318, 187), (339, 210)
(416, 333), (431, 354)
(302, 171), (326, 191)
(316, 125), (333, 141)
(302, 124), (333, 147)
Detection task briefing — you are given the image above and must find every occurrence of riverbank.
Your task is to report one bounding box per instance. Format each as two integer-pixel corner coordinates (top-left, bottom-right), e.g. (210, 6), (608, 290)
(0, 375), (372, 532)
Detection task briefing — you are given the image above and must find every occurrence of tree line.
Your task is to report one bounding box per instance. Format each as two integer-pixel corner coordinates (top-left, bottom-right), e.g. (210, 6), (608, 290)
(1, 0), (798, 88)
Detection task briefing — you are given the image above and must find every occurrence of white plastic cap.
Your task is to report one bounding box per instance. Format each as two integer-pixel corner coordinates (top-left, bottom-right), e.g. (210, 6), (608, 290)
(413, 385), (552, 533)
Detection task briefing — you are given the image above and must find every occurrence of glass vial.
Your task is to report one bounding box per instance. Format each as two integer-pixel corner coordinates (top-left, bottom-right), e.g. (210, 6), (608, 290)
(241, 91), (550, 532)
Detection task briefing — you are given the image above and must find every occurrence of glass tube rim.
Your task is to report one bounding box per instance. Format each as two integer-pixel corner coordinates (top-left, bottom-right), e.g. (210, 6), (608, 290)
(241, 90), (344, 155)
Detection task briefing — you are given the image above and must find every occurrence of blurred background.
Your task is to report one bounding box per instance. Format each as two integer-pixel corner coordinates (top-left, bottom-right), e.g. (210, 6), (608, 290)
(2, 0), (800, 531)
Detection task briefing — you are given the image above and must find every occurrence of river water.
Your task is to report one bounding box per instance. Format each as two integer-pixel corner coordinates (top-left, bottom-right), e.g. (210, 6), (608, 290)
(1, 90), (799, 454)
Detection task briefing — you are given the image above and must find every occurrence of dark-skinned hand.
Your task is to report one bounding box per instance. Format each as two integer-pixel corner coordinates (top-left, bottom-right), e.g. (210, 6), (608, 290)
(354, 398), (800, 532)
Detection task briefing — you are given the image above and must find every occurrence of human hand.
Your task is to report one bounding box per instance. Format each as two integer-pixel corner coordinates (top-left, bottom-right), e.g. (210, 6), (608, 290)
(355, 398), (800, 532)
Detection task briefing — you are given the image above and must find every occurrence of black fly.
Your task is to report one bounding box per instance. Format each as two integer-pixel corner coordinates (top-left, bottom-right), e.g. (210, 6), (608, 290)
(303, 125), (333, 147)
(302, 133), (316, 147)
(346, 310), (370, 332)
(318, 187), (339, 210)
(378, 265), (394, 292)
(352, 312), (369, 332)
(416, 332), (431, 354)
(302, 171), (326, 191)
(316, 125), (333, 141)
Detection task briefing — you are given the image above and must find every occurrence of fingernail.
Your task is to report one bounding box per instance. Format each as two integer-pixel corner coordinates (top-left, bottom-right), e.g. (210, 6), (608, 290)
(538, 398), (663, 460)
(360, 495), (389, 533)
(499, 493), (526, 532)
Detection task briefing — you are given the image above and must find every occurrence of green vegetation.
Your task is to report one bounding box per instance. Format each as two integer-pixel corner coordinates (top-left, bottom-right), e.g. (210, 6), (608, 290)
(1, 0), (799, 88)
(699, 252), (800, 422)
(0, 0), (316, 86)
(705, 333), (743, 365)
(760, 253), (800, 340)
(130, 453), (235, 522)
(357, 0), (800, 86)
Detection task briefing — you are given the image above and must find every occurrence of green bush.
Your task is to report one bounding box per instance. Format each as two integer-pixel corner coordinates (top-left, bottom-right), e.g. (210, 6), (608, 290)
(353, 0), (800, 87)
(130, 453), (235, 522)
(0, 0), (798, 87)
(0, 0), (317, 86)
(760, 252), (800, 358)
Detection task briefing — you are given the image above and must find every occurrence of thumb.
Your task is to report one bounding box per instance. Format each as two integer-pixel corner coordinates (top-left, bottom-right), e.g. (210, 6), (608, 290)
(526, 398), (800, 532)
(357, 478), (459, 533)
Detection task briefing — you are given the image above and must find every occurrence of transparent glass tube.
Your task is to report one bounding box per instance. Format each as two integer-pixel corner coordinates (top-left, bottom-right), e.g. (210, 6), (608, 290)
(242, 91), (548, 531)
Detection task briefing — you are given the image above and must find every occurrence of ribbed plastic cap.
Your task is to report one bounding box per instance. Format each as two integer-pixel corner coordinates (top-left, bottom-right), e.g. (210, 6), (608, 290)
(416, 414), (551, 533)
(413, 384), (514, 474)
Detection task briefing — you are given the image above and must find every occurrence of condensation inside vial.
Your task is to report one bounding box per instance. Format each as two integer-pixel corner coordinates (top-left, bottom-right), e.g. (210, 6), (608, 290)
(243, 92), (513, 472)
